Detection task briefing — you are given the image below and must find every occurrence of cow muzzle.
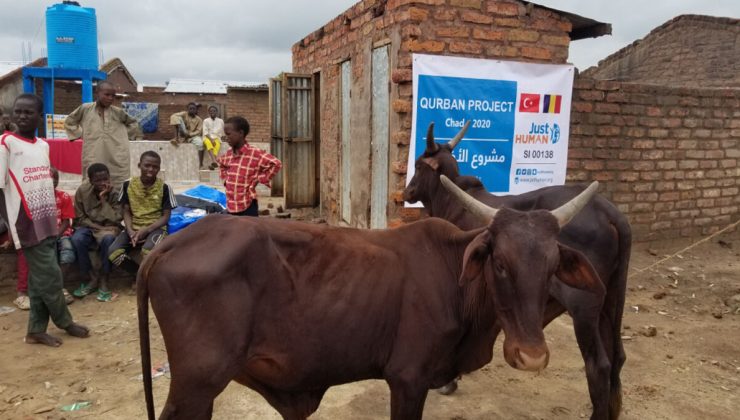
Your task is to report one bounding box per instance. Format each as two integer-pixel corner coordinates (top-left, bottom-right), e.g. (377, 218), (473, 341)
(402, 185), (417, 203)
(504, 342), (550, 372)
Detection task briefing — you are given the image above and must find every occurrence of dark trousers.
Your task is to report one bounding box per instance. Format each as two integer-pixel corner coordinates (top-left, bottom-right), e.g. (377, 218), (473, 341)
(108, 228), (167, 274)
(230, 200), (259, 217)
(71, 227), (116, 274)
(24, 237), (73, 334)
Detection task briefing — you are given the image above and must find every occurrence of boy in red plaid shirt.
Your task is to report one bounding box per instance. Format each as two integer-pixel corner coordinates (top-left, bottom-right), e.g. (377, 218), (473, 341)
(218, 116), (281, 216)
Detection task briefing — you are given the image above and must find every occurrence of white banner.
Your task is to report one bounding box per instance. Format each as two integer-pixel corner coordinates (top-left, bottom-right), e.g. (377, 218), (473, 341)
(406, 54), (574, 201)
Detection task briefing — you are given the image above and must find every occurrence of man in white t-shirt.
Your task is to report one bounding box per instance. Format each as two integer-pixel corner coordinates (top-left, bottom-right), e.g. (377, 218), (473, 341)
(202, 105), (225, 170)
(0, 94), (89, 347)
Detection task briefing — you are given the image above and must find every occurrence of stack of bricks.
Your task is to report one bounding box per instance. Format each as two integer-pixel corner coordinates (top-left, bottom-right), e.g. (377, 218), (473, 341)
(569, 77), (740, 240)
(293, 0), (573, 228)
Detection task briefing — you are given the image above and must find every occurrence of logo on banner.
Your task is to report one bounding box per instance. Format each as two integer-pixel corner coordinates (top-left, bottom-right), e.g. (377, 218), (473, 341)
(543, 94), (562, 114)
(515, 122), (560, 145)
(519, 93), (540, 113)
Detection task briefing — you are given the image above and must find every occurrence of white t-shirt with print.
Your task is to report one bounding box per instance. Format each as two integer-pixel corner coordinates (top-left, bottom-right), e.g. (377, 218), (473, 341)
(0, 132), (57, 249)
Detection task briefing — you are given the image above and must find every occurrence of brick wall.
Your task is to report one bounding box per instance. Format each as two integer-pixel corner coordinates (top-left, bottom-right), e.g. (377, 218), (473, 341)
(38, 82), (269, 143)
(293, 0), (573, 227)
(584, 15), (740, 88)
(569, 77), (740, 240)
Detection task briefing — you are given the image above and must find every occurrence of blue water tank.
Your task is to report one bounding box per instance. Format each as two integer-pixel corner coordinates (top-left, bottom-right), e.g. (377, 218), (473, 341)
(46, 3), (98, 70)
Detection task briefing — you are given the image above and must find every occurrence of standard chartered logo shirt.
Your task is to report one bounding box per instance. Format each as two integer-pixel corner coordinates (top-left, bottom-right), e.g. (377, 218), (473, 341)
(0, 133), (57, 248)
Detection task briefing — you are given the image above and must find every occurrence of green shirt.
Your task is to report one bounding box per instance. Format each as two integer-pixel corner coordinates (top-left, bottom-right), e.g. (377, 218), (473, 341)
(119, 178), (177, 231)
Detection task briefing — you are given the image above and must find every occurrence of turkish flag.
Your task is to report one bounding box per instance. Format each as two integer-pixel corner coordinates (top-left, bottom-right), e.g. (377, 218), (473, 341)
(519, 93), (540, 113)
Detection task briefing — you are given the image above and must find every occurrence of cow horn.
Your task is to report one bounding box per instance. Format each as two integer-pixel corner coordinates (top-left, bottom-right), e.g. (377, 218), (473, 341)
(447, 120), (471, 150)
(425, 122), (439, 153)
(440, 175), (498, 222)
(550, 181), (600, 227)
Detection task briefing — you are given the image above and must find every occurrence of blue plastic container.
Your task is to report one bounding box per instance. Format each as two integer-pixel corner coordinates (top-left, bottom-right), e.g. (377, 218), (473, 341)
(46, 3), (98, 70)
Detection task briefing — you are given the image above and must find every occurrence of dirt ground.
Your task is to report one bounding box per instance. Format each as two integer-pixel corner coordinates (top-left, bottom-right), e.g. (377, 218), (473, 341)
(0, 230), (738, 420)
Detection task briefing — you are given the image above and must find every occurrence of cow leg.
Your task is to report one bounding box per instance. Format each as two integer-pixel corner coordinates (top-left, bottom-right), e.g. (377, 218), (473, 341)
(566, 302), (611, 419)
(387, 378), (428, 420)
(601, 291), (626, 420)
(159, 359), (236, 420)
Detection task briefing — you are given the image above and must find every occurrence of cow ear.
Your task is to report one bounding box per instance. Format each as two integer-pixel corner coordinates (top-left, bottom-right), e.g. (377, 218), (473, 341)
(555, 243), (605, 296)
(421, 157), (439, 171)
(460, 231), (492, 286)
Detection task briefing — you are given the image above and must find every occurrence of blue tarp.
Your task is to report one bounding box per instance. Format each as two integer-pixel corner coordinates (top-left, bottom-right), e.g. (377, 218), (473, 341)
(168, 207), (207, 234)
(181, 185), (227, 209)
(168, 185), (227, 234)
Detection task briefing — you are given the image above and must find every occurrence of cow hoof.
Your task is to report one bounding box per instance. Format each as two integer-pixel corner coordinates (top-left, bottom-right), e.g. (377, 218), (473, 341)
(435, 380), (458, 395)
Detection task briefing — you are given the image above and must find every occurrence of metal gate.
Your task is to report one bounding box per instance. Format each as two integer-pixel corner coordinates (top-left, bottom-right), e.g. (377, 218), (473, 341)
(269, 73), (316, 208)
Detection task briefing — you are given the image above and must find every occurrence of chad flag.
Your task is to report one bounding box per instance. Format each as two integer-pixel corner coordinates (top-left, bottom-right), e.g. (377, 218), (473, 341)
(542, 94), (562, 114)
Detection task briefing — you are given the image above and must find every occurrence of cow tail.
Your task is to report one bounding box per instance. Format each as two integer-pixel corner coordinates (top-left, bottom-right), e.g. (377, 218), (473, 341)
(138, 252), (159, 420)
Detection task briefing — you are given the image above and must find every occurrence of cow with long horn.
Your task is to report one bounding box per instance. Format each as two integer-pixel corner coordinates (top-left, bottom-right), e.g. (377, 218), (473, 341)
(138, 180), (605, 420)
(405, 122), (631, 420)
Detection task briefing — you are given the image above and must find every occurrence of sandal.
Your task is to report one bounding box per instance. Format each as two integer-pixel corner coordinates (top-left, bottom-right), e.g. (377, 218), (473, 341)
(13, 295), (30, 310)
(72, 283), (96, 298)
(96, 290), (118, 302)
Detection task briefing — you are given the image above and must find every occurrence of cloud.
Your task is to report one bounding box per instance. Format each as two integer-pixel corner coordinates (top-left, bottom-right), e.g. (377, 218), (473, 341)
(0, 0), (737, 84)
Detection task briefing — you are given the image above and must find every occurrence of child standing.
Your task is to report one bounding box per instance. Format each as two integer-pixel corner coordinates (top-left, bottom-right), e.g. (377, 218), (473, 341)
(108, 151), (176, 275)
(70, 163), (121, 301)
(218, 116), (281, 216)
(0, 94), (89, 347)
(202, 105), (224, 170)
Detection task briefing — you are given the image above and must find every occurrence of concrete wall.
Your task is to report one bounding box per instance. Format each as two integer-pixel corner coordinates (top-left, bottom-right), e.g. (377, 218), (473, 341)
(292, 0), (573, 227)
(584, 15), (740, 88)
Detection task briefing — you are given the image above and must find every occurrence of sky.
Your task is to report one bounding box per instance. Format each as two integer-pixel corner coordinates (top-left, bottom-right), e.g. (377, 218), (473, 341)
(0, 1), (737, 86)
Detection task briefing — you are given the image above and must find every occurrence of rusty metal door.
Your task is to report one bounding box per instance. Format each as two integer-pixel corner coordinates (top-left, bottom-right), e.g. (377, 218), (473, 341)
(269, 73), (316, 207)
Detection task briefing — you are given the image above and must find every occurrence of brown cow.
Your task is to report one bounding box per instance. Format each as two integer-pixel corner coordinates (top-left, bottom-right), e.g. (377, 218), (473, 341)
(138, 183), (602, 420)
(404, 122), (631, 420)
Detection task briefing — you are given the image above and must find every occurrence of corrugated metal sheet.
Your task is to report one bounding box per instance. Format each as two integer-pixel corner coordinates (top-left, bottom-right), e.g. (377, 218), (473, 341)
(284, 75), (314, 208)
(269, 78), (284, 195)
(370, 46), (389, 229)
(163, 78), (267, 94)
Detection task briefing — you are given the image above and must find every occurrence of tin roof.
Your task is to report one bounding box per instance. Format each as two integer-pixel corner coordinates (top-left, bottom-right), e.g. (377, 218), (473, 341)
(163, 78), (268, 94)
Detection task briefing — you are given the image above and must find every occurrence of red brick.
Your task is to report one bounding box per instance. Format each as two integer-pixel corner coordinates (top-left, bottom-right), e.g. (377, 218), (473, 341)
(541, 34), (569, 46)
(579, 90), (605, 101)
(460, 10), (492, 24)
(391, 69), (412, 84)
(392, 99), (412, 113)
(493, 17), (521, 27)
(401, 39), (445, 52)
(486, 2), (521, 15)
(408, 7), (430, 21)
(472, 28), (505, 41)
(508, 29), (540, 42)
(433, 9), (456, 20)
(594, 103), (620, 114)
(436, 27), (470, 37)
(449, 41), (483, 54)
(450, 0), (481, 8)
(521, 46), (552, 60)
